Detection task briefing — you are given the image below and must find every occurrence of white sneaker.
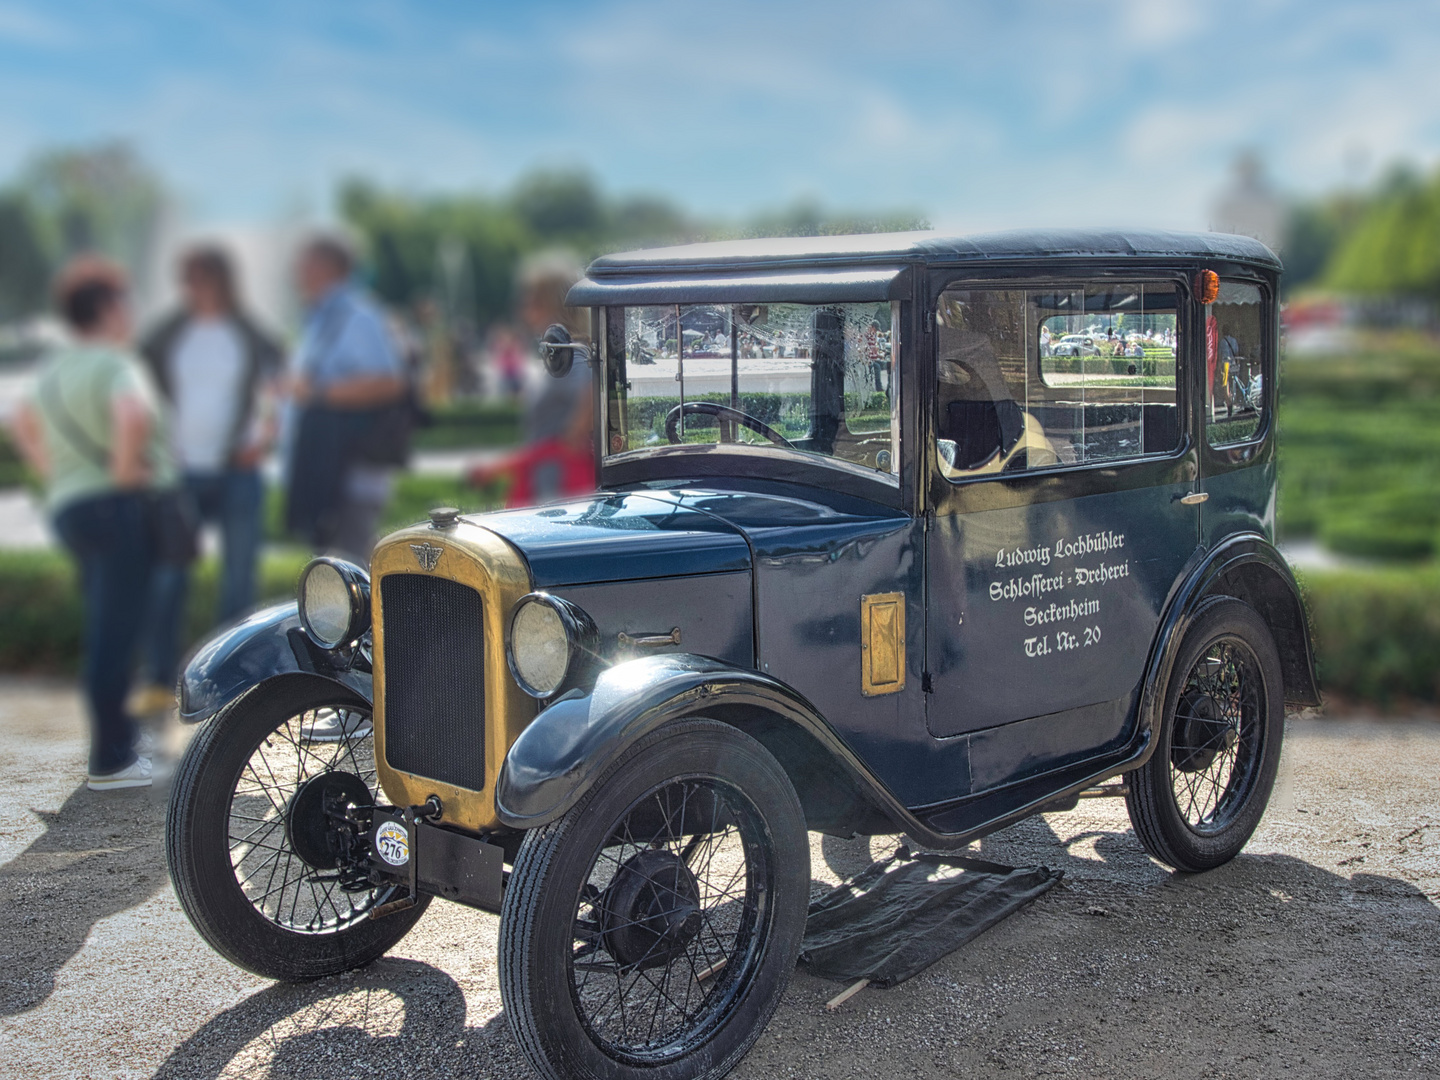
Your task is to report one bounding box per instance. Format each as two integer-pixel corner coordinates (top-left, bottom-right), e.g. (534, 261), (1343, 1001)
(301, 708), (373, 743)
(134, 730), (160, 757)
(87, 756), (153, 791)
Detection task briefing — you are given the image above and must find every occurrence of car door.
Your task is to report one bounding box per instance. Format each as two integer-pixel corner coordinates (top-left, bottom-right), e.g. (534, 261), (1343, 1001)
(924, 275), (1201, 787)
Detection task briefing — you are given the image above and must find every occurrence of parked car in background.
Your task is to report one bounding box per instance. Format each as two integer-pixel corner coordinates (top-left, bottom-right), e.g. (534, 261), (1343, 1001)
(1054, 333), (1100, 356)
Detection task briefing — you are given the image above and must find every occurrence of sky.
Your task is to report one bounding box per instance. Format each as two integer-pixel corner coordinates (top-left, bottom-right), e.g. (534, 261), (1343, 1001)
(2, 0), (1439, 233)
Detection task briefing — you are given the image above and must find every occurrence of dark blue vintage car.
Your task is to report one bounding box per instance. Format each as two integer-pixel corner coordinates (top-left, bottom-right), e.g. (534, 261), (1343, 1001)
(168, 229), (1318, 1080)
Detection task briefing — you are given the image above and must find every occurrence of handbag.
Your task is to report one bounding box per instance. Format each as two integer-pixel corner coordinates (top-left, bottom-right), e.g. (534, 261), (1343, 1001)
(39, 373), (200, 566)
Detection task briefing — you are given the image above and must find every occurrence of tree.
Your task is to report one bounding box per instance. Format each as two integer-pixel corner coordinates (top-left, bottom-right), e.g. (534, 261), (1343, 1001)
(1326, 168), (1440, 298)
(14, 142), (165, 289)
(0, 194), (49, 322)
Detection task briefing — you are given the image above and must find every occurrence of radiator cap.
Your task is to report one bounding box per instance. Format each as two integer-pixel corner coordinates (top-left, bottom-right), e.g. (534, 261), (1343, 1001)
(429, 506), (461, 529)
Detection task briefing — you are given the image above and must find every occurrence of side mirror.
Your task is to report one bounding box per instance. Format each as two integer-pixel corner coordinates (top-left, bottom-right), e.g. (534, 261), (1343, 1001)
(538, 323), (592, 378)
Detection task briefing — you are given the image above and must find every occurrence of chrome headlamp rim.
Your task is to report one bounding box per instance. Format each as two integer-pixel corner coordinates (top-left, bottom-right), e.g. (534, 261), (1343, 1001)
(506, 592), (598, 700)
(297, 557), (372, 650)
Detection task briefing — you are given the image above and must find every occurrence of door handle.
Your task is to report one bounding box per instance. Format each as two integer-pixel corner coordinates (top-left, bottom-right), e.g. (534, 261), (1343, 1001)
(618, 628), (682, 648)
(1176, 492), (1209, 506)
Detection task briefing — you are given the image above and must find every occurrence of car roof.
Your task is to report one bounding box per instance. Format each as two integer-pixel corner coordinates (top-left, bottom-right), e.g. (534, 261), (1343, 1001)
(587, 228), (1281, 274)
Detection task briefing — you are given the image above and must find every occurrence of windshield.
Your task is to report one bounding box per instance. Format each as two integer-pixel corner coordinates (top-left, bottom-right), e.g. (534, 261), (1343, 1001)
(602, 302), (900, 481)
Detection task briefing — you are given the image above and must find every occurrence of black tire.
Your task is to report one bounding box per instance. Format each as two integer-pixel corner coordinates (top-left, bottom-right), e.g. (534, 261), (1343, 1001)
(499, 719), (809, 1080)
(1126, 597), (1285, 872)
(166, 680), (429, 981)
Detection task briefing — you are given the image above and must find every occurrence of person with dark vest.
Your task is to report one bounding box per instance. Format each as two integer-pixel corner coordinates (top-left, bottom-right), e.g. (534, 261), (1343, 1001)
(131, 245), (284, 715)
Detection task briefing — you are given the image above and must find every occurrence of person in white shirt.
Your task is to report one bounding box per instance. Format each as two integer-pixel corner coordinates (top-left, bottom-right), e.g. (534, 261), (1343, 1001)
(133, 246), (283, 714)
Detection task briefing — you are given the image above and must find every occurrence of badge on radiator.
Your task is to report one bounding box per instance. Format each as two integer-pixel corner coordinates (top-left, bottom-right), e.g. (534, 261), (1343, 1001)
(409, 542), (443, 572)
(375, 820), (410, 866)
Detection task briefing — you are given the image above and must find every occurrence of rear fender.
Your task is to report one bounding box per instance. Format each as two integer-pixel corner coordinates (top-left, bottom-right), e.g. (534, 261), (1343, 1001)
(179, 602), (372, 722)
(1130, 533), (1319, 769)
(494, 653), (903, 832)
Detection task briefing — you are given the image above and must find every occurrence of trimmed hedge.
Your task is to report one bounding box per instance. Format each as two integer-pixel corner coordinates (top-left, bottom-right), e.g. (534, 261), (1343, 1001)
(1301, 566), (1440, 706)
(0, 548), (311, 674)
(1043, 355), (1176, 378)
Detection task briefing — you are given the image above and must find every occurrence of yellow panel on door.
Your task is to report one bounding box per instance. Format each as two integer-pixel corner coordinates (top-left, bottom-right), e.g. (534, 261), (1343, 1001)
(860, 592), (905, 696)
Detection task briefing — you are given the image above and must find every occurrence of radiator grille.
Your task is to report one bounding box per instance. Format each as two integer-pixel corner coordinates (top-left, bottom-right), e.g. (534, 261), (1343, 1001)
(380, 574), (487, 791)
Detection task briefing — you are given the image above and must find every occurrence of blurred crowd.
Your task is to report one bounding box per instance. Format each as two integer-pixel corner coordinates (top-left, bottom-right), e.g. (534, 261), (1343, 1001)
(6, 238), (593, 791)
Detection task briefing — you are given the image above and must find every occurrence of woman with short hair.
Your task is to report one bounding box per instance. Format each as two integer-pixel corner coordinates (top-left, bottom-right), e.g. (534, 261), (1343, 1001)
(10, 256), (177, 790)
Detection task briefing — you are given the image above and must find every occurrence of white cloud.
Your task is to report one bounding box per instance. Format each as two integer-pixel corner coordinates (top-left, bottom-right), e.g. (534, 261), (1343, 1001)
(0, 3), (71, 48)
(1116, 0), (1208, 47)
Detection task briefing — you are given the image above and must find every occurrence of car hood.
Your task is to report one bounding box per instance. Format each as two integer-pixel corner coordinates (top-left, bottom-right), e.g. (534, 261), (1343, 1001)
(475, 485), (907, 588)
(474, 492), (752, 587)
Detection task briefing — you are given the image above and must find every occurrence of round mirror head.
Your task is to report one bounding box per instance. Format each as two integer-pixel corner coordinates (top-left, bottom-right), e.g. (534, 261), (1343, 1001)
(541, 323), (575, 378)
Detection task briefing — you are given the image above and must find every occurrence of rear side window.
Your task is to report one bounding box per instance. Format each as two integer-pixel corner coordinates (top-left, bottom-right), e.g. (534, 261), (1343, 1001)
(1205, 282), (1266, 446)
(935, 283), (1180, 480)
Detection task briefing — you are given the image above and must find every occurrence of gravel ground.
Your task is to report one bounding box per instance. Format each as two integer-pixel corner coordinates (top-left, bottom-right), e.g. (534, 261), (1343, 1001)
(1, 677), (1436, 1079)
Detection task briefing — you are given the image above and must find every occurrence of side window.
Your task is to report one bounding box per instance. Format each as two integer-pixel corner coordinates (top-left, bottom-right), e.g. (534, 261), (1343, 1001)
(1206, 282), (1266, 445)
(935, 283), (1180, 480)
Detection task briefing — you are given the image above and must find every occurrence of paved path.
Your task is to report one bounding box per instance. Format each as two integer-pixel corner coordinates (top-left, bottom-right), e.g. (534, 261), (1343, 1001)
(0, 681), (1436, 1079)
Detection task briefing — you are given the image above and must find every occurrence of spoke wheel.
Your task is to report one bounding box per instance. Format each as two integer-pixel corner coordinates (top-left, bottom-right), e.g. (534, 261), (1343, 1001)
(228, 706), (384, 933)
(1167, 640), (1262, 835)
(500, 719), (809, 1080)
(570, 777), (768, 1062)
(167, 680), (430, 981)
(1126, 597), (1285, 872)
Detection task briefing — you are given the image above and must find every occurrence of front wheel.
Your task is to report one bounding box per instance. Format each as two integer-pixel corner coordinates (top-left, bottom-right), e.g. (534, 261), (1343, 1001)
(166, 680), (429, 981)
(1126, 597), (1285, 872)
(499, 719), (810, 1080)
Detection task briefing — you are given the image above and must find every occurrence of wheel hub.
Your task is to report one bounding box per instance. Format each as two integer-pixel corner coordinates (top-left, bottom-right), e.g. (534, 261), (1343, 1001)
(600, 848), (703, 970)
(285, 771), (373, 870)
(1171, 691), (1237, 772)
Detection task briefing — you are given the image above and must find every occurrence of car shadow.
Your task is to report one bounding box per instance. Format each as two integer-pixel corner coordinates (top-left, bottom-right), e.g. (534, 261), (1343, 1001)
(149, 957), (521, 1080)
(790, 816), (1438, 1074)
(0, 781), (170, 1016)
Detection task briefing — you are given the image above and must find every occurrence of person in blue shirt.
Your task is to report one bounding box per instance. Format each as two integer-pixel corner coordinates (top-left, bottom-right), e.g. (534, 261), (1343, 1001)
(283, 234), (408, 561)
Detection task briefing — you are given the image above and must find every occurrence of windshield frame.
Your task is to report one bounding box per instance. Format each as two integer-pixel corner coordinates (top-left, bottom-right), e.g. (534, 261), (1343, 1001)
(597, 300), (906, 505)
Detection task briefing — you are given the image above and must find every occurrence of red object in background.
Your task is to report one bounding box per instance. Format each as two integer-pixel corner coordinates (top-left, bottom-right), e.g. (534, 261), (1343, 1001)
(469, 439), (595, 508)
(1206, 313), (1219, 394)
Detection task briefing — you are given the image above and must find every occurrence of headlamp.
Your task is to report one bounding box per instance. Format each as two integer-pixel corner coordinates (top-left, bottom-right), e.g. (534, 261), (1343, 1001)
(506, 592), (598, 699)
(297, 557), (371, 650)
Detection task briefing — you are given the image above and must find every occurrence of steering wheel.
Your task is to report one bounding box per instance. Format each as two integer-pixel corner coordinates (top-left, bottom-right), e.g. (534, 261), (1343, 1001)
(664, 401), (794, 449)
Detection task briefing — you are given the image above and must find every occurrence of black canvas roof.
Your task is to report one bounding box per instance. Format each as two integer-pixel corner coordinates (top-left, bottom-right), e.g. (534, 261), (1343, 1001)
(587, 227), (1278, 274)
(569, 228), (1279, 307)
(589, 228), (1279, 271)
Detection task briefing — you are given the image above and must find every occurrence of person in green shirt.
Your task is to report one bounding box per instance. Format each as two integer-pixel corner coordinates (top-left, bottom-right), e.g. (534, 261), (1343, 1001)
(10, 256), (176, 790)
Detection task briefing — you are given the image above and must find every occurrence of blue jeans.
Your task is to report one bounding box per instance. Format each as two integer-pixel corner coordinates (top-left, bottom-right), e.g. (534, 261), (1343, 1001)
(145, 469), (264, 687)
(53, 492), (155, 775)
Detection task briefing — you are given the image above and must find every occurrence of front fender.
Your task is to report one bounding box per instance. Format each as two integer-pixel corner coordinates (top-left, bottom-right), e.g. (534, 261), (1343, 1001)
(179, 602), (372, 721)
(495, 653), (887, 830)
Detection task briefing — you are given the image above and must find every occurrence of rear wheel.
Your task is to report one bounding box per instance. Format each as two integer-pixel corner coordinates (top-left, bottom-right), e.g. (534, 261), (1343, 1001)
(166, 680), (429, 981)
(499, 719), (810, 1080)
(1127, 598), (1285, 872)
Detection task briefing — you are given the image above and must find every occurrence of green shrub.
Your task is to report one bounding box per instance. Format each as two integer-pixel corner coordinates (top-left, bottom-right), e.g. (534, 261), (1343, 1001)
(0, 426), (30, 488)
(0, 548), (311, 674)
(412, 400), (522, 450)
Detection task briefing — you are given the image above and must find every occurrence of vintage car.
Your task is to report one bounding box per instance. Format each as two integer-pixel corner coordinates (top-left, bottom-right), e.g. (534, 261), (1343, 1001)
(167, 228), (1318, 1080)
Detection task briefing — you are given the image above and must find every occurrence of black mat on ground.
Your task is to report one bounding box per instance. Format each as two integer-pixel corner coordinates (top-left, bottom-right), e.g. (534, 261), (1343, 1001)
(799, 847), (1062, 987)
